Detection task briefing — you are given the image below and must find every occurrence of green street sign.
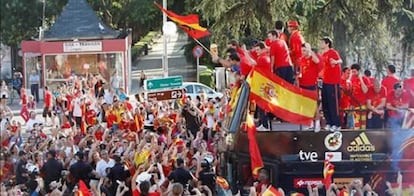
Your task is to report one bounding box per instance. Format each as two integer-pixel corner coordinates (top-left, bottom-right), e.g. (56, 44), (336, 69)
(145, 76), (183, 90)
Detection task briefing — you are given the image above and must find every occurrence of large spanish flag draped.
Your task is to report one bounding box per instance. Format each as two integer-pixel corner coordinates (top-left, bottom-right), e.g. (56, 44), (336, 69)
(247, 67), (318, 126)
(154, 2), (210, 39)
(245, 113), (264, 178)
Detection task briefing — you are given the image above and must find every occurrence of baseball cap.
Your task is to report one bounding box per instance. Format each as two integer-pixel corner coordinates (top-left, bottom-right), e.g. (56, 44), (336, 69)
(287, 20), (299, 27)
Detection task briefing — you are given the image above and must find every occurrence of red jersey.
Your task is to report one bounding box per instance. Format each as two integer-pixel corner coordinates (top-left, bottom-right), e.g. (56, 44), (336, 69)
(386, 90), (410, 117)
(249, 50), (258, 61)
(66, 94), (73, 111)
(367, 86), (387, 107)
(85, 109), (97, 125)
(381, 75), (400, 94)
(125, 101), (133, 111)
(21, 93), (27, 105)
(106, 111), (117, 128)
(240, 56), (253, 77)
(403, 77), (414, 107)
(298, 55), (322, 86)
(269, 39), (292, 69)
(340, 78), (352, 109)
(44, 91), (52, 108)
(321, 49), (342, 84)
(279, 32), (288, 44)
(289, 30), (304, 65)
(256, 52), (271, 72)
(350, 76), (371, 106)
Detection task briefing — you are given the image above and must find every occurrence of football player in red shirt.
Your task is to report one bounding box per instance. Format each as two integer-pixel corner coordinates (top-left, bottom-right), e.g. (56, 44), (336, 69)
(287, 20), (305, 67)
(253, 42), (271, 72)
(350, 63), (370, 130)
(403, 68), (414, 108)
(339, 67), (352, 128)
(320, 37), (343, 131)
(366, 79), (387, 129)
(253, 42), (271, 131)
(382, 65), (400, 95)
(386, 83), (410, 128)
(267, 30), (294, 84)
(228, 53), (252, 80)
(298, 43), (322, 90)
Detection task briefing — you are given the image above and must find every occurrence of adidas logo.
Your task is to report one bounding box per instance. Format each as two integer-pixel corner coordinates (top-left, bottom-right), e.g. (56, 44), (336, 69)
(347, 132), (376, 152)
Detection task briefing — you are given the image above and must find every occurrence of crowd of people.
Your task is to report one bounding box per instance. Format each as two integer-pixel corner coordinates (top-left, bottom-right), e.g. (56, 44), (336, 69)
(0, 19), (413, 196)
(0, 67), (243, 195)
(212, 20), (414, 132)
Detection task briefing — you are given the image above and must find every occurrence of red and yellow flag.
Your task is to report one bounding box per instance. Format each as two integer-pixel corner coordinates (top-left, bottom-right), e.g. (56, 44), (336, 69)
(323, 160), (335, 190)
(77, 180), (91, 196)
(262, 185), (282, 196)
(154, 2), (210, 39)
(247, 67), (318, 126)
(246, 113), (263, 178)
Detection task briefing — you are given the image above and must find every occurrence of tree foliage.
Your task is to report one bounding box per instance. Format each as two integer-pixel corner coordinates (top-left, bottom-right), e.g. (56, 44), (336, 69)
(193, 0), (414, 76)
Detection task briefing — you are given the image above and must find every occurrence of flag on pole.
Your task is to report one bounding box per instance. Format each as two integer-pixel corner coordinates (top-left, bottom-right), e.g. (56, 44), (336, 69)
(245, 113), (264, 178)
(323, 160), (335, 190)
(154, 2), (210, 39)
(247, 67), (318, 126)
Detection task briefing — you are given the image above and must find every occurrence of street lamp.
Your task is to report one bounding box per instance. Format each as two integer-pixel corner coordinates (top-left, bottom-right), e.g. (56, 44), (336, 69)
(38, 0), (46, 40)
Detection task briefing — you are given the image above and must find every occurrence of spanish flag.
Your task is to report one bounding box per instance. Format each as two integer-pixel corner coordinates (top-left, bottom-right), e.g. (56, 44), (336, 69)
(154, 2), (210, 39)
(76, 180), (91, 196)
(246, 113), (263, 178)
(323, 160), (335, 190)
(262, 185), (282, 196)
(247, 67), (318, 126)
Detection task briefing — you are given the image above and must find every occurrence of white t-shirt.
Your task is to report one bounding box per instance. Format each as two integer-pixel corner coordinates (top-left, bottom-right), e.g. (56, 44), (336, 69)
(96, 158), (115, 177)
(73, 97), (82, 117)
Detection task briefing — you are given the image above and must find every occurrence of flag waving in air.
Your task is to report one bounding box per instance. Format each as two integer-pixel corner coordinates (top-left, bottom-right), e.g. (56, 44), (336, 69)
(323, 160), (335, 190)
(154, 2), (210, 39)
(247, 67), (318, 126)
(245, 113), (264, 178)
(262, 185), (283, 196)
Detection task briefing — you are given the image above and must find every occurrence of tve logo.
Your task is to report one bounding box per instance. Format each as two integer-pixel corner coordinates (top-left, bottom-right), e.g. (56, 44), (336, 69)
(299, 150), (318, 162)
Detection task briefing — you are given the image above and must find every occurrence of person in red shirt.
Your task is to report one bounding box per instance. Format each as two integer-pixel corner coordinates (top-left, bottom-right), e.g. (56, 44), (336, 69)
(85, 103), (97, 126)
(364, 70), (376, 85)
(366, 79), (387, 129)
(267, 30), (294, 84)
(298, 42), (322, 90)
(339, 67), (352, 128)
(43, 86), (54, 126)
(253, 42), (271, 72)
(320, 37), (343, 131)
(350, 63), (370, 130)
(275, 20), (288, 44)
(403, 68), (414, 107)
(287, 20), (305, 67)
(386, 83), (410, 128)
(382, 65), (400, 96)
(228, 53), (252, 80)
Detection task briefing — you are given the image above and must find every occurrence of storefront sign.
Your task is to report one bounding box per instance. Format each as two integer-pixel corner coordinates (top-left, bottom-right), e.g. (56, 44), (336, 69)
(293, 178), (324, 188)
(63, 41), (102, 52)
(145, 76), (183, 90)
(147, 89), (184, 101)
